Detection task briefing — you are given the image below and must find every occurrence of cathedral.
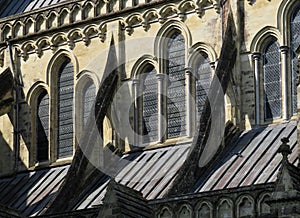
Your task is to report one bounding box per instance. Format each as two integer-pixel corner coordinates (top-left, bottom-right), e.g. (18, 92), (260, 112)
(0, 0), (299, 217)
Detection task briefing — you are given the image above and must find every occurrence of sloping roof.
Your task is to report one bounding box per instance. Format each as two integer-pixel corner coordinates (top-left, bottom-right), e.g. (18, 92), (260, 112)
(71, 142), (191, 210)
(98, 180), (152, 218)
(193, 120), (298, 193)
(0, 0), (67, 18)
(0, 121), (298, 216)
(0, 204), (21, 218)
(0, 165), (69, 217)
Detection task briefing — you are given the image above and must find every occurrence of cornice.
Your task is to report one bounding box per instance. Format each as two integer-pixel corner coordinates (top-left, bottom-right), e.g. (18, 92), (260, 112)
(0, 0), (220, 60)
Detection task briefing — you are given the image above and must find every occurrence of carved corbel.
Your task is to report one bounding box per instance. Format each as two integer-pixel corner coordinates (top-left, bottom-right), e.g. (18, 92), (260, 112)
(67, 40), (75, 49)
(179, 12), (186, 21)
(98, 23), (107, 43)
(142, 21), (149, 31)
(125, 25), (133, 35)
(82, 36), (90, 46)
(125, 14), (142, 35)
(50, 44), (58, 53)
(159, 6), (178, 23)
(195, 7), (204, 18)
(158, 17), (166, 24)
(35, 47), (42, 58)
(213, 0), (220, 13)
(178, 1), (195, 20)
(20, 51), (27, 61)
(143, 10), (158, 29)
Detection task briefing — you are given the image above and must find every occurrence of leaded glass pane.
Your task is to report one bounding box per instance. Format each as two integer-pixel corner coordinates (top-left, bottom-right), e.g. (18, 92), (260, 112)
(263, 40), (281, 120)
(195, 53), (211, 120)
(141, 67), (158, 143)
(82, 81), (96, 127)
(167, 32), (186, 138)
(36, 91), (49, 162)
(58, 60), (74, 158)
(291, 6), (300, 114)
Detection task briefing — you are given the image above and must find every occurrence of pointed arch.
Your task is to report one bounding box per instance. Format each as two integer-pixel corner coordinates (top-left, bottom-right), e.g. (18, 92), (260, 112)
(237, 195), (255, 217)
(178, 204), (192, 218)
(155, 19), (192, 63)
(130, 54), (158, 79)
(188, 42), (217, 66)
(82, 1), (95, 19)
(1, 24), (12, 41)
(158, 206), (173, 218)
(250, 26), (282, 53)
(47, 49), (78, 160)
(47, 11), (58, 29)
(36, 14), (46, 32)
(27, 82), (50, 165)
(13, 21), (24, 38)
(24, 17), (34, 35)
(258, 193), (271, 216)
(217, 198), (233, 218)
(278, 0), (300, 44)
(59, 8), (70, 26)
(196, 201), (213, 218)
(76, 70), (99, 139)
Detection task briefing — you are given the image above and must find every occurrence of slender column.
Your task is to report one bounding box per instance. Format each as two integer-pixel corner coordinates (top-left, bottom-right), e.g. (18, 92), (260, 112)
(132, 79), (140, 146)
(156, 74), (165, 143)
(280, 46), (289, 120)
(185, 67), (193, 137)
(253, 52), (261, 125)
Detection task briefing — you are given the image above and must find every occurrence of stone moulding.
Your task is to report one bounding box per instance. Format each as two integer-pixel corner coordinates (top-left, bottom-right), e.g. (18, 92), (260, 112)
(0, 0), (219, 60)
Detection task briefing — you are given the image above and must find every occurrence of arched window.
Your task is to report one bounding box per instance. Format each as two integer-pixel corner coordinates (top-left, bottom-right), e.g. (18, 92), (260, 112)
(238, 197), (254, 218)
(36, 90), (49, 162)
(258, 194), (271, 216)
(218, 200), (233, 218)
(195, 53), (211, 119)
(140, 66), (158, 144)
(57, 59), (74, 159)
(159, 207), (172, 218)
(262, 39), (281, 120)
(167, 31), (186, 138)
(179, 205), (192, 218)
(197, 202), (212, 218)
(82, 80), (96, 127)
(291, 6), (300, 114)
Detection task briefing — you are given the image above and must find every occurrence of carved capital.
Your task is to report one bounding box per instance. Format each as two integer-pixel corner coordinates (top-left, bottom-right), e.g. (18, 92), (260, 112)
(252, 52), (261, 60)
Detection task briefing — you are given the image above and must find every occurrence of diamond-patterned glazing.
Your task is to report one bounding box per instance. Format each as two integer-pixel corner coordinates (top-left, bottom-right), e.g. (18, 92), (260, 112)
(263, 40), (281, 120)
(291, 7), (300, 114)
(37, 91), (49, 162)
(141, 67), (158, 143)
(195, 53), (211, 120)
(58, 60), (74, 158)
(167, 32), (186, 138)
